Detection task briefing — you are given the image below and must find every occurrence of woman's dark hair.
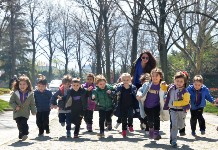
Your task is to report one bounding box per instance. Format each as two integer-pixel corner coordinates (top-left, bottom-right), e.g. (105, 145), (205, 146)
(138, 50), (157, 73)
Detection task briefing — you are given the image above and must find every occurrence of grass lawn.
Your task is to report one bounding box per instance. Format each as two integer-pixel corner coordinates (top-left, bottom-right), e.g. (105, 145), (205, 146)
(0, 88), (11, 112)
(204, 102), (218, 114)
(0, 99), (11, 112)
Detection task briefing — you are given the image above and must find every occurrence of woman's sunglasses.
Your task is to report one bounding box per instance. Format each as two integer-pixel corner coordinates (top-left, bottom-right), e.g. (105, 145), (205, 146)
(141, 57), (149, 60)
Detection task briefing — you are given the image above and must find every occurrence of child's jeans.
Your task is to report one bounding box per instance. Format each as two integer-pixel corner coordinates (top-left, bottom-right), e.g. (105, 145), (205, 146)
(15, 117), (29, 136)
(99, 109), (113, 132)
(59, 113), (71, 131)
(169, 108), (187, 142)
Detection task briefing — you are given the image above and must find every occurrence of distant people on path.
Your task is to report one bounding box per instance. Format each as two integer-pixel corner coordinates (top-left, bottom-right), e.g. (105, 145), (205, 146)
(9, 75), (18, 90)
(9, 75), (36, 141)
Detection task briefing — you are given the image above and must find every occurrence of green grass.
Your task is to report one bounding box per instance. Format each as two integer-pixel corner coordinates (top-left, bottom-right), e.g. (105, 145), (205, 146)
(0, 99), (11, 112)
(204, 102), (218, 114)
(0, 88), (11, 112)
(0, 88), (10, 95)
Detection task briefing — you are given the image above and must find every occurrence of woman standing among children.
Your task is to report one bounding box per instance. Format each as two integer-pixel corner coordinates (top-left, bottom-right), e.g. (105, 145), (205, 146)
(163, 71), (190, 148)
(131, 50), (157, 129)
(34, 77), (52, 136)
(187, 75), (215, 136)
(9, 75), (36, 141)
(92, 74), (114, 138)
(114, 73), (139, 137)
(83, 73), (96, 132)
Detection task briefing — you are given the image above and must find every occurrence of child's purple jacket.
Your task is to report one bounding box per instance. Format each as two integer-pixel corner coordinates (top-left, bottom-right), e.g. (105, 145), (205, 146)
(83, 83), (96, 110)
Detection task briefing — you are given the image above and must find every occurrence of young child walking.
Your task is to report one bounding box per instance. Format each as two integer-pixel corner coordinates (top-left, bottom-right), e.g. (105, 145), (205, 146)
(9, 75), (36, 141)
(114, 73), (139, 137)
(50, 74), (72, 137)
(34, 77), (52, 136)
(92, 74), (114, 137)
(136, 73), (151, 134)
(83, 73), (96, 132)
(187, 75), (215, 136)
(163, 71), (190, 148)
(137, 68), (169, 140)
(63, 78), (91, 138)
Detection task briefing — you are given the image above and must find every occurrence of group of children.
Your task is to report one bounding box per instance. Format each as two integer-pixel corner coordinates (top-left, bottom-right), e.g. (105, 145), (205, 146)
(9, 69), (217, 148)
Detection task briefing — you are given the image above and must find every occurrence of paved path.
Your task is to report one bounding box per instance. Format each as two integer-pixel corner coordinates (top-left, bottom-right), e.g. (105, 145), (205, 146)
(0, 94), (218, 150)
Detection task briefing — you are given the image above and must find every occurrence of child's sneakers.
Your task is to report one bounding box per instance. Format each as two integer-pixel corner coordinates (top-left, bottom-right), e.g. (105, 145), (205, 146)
(179, 132), (186, 136)
(61, 122), (65, 127)
(97, 131), (105, 138)
(87, 124), (93, 132)
(145, 128), (149, 135)
(191, 131), (196, 136)
(74, 134), (79, 138)
(22, 135), (28, 141)
(107, 124), (112, 131)
(201, 130), (205, 135)
(153, 130), (161, 140)
(46, 129), (50, 134)
(114, 123), (121, 129)
(171, 141), (177, 148)
(149, 128), (154, 139)
(66, 130), (71, 138)
(122, 130), (127, 137)
(128, 126), (134, 132)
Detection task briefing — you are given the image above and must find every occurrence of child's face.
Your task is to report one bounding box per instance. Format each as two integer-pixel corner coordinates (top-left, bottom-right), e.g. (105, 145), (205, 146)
(37, 84), (46, 92)
(19, 81), (28, 92)
(193, 81), (203, 90)
(122, 76), (131, 85)
(174, 78), (185, 89)
(72, 82), (80, 91)
(151, 73), (161, 84)
(63, 82), (71, 90)
(97, 81), (106, 89)
(86, 76), (94, 84)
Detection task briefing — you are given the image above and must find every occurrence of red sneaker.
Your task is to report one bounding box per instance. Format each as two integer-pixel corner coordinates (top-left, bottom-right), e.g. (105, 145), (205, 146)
(122, 130), (127, 137)
(129, 127), (134, 132)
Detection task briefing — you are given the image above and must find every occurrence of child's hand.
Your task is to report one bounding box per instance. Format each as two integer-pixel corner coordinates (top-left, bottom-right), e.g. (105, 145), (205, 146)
(107, 90), (111, 94)
(57, 95), (62, 100)
(87, 86), (93, 91)
(161, 81), (166, 85)
(185, 109), (189, 113)
(15, 106), (20, 111)
(136, 96), (142, 101)
(92, 95), (96, 99)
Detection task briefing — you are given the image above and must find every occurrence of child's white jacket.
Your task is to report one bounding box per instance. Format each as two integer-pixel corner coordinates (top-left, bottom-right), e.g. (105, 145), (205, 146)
(136, 82), (170, 121)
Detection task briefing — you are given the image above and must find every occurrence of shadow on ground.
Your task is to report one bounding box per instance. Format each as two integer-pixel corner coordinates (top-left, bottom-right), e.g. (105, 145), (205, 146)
(9, 140), (35, 147)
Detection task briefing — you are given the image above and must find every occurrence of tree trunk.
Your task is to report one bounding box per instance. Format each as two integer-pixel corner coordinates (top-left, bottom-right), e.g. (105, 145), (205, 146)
(131, 25), (139, 66)
(31, 13), (36, 86)
(9, 5), (16, 79)
(103, 5), (110, 83)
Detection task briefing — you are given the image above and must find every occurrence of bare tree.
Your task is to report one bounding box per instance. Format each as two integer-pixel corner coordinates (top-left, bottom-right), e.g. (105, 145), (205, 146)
(172, 0), (218, 74)
(26, 0), (43, 85)
(115, 0), (145, 66)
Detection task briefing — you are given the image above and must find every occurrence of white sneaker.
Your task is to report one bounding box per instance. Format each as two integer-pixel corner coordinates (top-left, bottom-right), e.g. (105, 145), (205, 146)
(145, 131), (149, 135)
(142, 123), (146, 129)
(114, 123), (121, 129)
